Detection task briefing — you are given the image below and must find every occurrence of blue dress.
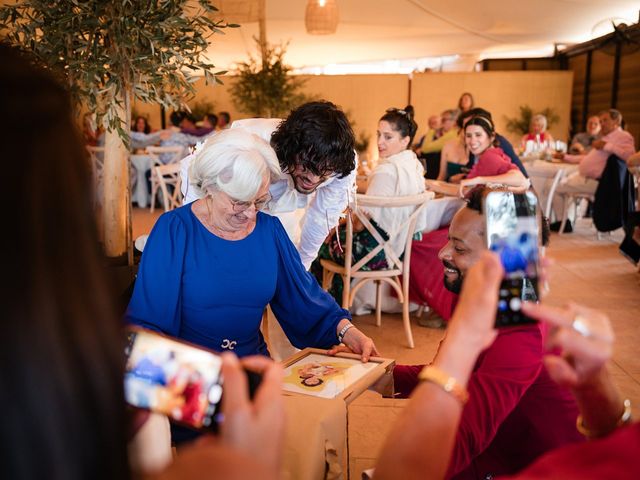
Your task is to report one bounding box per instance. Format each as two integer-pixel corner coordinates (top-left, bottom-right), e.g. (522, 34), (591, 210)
(126, 204), (350, 357)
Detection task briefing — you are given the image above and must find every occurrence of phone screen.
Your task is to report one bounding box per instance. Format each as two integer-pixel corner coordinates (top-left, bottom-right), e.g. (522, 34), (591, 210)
(124, 328), (223, 431)
(485, 191), (539, 327)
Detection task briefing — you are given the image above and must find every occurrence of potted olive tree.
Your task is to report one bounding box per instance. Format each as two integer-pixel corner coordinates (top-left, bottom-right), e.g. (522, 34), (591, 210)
(230, 41), (311, 118)
(0, 0), (235, 264)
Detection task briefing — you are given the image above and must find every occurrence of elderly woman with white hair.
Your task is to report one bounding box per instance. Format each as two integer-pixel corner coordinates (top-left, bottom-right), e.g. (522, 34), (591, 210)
(126, 129), (378, 363)
(521, 113), (554, 149)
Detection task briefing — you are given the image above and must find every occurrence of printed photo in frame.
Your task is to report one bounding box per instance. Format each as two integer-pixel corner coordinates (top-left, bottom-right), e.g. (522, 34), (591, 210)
(280, 348), (394, 401)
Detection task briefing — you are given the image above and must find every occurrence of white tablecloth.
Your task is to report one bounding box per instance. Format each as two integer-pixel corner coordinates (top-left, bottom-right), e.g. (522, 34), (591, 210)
(131, 154), (152, 208)
(423, 196), (465, 233)
(524, 159), (578, 219)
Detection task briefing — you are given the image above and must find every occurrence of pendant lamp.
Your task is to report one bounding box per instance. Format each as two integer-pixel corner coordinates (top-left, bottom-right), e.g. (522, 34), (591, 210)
(305, 0), (339, 35)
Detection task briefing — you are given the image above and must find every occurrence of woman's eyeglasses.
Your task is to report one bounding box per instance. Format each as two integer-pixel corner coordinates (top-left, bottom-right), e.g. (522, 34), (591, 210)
(228, 193), (272, 213)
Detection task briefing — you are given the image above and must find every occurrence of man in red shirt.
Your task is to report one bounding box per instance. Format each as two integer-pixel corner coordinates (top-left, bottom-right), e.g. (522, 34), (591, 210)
(394, 188), (584, 479)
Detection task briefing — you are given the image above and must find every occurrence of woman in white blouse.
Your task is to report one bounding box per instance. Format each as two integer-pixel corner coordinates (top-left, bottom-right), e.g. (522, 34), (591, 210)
(315, 105), (426, 303)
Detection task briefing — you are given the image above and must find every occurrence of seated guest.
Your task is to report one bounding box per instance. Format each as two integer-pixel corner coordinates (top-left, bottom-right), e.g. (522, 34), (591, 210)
(552, 109), (636, 231)
(570, 115), (601, 154)
(393, 189), (584, 479)
(437, 114), (468, 181)
(181, 113), (217, 137)
(377, 253), (637, 480)
(127, 128), (377, 361)
(459, 108), (529, 177)
(411, 116), (528, 328)
(203, 112), (218, 130)
(179, 112), (197, 131)
(0, 43), (283, 480)
(457, 92), (474, 114)
(422, 109), (459, 155)
(521, 113), (554, 148)
(129, 117), (168, 153)
(217, 111), (231, 130)
(156, 110), (202, 161)
(413, 114), (441, 153)
(133, 115), (152, 134)
(459, 115), (530, 195)
(314, 105), (426, 307)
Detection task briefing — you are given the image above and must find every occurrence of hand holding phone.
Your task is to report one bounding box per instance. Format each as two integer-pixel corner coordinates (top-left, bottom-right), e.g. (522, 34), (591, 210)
(220, 354), (285, 472)
(484, 190), (540, 327)
(124, 327), (263, 433)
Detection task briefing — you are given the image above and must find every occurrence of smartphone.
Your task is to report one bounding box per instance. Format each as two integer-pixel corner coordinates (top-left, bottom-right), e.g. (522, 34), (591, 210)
(484, 190), (540, 327)
(124, 327), (263, 433)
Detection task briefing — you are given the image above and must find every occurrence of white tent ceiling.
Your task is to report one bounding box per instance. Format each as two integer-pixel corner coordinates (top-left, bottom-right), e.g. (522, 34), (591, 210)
(205, 0), (640, 72)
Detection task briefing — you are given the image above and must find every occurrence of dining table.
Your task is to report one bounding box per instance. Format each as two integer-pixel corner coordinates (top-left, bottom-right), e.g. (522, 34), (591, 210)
(522, 158), (579, 219)
(130, 153), (153, 208)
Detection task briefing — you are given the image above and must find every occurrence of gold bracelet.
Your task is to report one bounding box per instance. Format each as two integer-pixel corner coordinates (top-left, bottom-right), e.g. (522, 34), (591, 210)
(417, 366), (469, 405)
(576, 398), (632, 438)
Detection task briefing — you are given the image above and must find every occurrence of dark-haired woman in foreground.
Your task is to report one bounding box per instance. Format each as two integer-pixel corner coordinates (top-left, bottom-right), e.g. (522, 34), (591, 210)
(0, 43), (284, 480)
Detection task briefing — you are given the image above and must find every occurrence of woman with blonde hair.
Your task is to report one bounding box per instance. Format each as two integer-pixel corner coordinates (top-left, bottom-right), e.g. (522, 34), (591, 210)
(521, 113), (554, 148)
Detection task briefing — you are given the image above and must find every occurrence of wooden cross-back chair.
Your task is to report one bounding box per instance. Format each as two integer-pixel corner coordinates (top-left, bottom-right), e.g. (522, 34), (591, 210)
(151, 163), (183, 212)
(320, 192), (433, 348)
(145, 146), (186, 213)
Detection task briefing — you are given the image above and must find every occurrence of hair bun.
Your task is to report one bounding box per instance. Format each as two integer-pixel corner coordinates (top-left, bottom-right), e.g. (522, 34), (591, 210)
(404, 105), (415, 119)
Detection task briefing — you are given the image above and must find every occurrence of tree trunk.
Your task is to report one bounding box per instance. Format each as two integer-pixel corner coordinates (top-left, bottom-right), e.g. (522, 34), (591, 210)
(102, 91), (132, 264)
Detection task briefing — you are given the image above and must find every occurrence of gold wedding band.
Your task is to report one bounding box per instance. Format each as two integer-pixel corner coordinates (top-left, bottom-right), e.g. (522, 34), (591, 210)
(572, 314), (591, 337)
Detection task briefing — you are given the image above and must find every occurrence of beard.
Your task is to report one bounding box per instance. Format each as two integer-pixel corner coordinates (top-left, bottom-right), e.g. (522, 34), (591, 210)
(291, 172), (324, 194)
(443, 259), (463, 294)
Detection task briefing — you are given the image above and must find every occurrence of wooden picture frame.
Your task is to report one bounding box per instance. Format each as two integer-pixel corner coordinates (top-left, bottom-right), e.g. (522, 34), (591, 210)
(280, 348), (394, 403)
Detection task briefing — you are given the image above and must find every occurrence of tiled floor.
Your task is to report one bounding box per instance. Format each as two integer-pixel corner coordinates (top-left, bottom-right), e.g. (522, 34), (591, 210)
(132, 209), (640, 479)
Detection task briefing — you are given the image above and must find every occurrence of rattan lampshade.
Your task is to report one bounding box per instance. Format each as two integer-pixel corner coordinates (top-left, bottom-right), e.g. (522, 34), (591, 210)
(305, 0), (339, 35)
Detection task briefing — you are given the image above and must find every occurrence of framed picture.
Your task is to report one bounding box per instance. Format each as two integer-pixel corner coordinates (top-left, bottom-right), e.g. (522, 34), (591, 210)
(280, 348), (394, 402)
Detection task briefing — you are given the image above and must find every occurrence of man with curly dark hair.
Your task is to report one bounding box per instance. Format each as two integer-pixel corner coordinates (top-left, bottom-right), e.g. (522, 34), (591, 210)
(181, 101), (357, 269)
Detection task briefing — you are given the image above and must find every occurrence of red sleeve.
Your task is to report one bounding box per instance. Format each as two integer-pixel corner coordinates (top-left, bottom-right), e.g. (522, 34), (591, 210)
(392, 364), (426, 398)
(446, 325), (544, 478)
(467, 148), (518, 179)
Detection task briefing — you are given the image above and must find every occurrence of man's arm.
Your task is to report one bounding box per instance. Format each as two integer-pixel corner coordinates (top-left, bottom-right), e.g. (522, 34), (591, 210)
(297, 167), (357, 269)
(375, 253), (502, 480)
(422, 129), (455, 154)
(558, 153), (584, 164)
(445, 325), (544, 477)
(601, 133), (636, 161)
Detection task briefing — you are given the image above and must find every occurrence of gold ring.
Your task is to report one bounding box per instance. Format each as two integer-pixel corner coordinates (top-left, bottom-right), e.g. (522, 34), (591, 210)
(572, 314), (591, 337)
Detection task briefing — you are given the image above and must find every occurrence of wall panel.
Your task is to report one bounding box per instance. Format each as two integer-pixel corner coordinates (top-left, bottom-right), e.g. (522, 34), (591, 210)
(134, 71), (573, 160)
(617, 48), (640, 148)
(411, 71), (573, 147)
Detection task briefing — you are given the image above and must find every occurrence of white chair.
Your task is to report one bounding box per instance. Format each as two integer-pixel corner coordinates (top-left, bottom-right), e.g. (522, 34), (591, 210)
(150, 163), (182, 212)
(146, 146), (185, 212)
(320, 192), (432, 348)
(145, 145), (186, 166)
(543, 168), (567, 220)
(555, 171), (596, 236)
